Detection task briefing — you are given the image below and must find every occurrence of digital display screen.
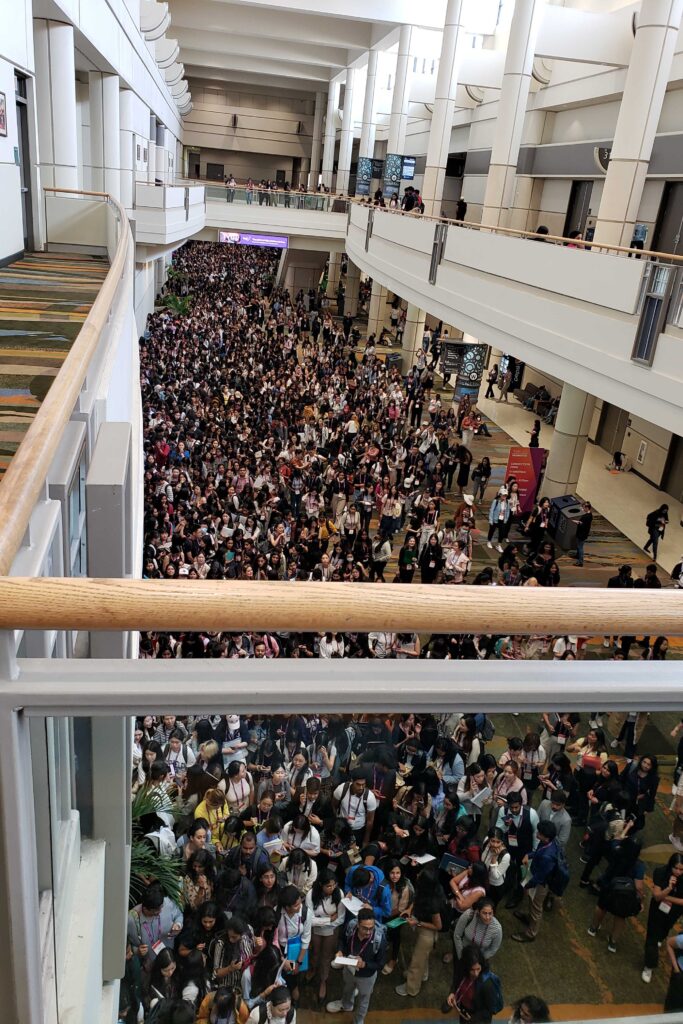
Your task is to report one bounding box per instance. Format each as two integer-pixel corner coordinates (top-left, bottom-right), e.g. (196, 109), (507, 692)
(218, 230), (289, 249)
(401, 156), (416, 180)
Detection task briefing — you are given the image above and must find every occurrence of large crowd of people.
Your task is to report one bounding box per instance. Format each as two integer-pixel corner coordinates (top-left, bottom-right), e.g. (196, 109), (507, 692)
(127, 241), (678, 1024)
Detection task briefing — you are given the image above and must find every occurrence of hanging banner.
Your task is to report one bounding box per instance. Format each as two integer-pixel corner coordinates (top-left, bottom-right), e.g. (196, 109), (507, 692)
(383, 153), (402, 198)
(505, 447), (547, 513)
(356, 156), (373, 196)
(371, 158), (385, 179)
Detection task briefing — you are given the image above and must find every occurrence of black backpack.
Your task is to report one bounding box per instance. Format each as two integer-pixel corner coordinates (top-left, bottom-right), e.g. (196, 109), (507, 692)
(605, 875), (641, 918)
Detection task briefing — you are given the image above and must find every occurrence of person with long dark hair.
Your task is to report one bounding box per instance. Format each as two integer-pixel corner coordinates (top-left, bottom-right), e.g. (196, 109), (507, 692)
(642, 852), (683, 983)
(308, 870), (345, 1004)
(443, 947), (501, 1022)
(395, 865), (445, 997)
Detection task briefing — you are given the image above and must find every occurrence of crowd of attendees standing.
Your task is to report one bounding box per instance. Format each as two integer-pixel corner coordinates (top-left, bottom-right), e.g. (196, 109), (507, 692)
(127, 241), (680, 1024)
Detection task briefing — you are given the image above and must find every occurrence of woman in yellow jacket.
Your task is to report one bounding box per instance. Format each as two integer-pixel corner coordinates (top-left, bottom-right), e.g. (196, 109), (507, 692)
(196, 986), (250, 1024)
(194, 788), (229, 846)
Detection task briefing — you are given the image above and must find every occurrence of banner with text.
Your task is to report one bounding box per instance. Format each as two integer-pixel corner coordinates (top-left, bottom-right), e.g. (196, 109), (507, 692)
(505, 446), (547, 513)
(383, 153), (402, 198)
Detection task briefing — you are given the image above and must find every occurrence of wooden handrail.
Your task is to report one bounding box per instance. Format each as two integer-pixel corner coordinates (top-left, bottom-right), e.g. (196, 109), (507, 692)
(0, 579), (680, 634)
(0, 187), (132, 577)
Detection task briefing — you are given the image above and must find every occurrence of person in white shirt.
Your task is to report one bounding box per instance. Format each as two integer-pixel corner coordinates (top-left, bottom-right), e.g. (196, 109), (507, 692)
(333, 774), (378, 845)
(309, 871), (345, 1003)
(368, 632), (395, 658)
(163, 730), (196, 779)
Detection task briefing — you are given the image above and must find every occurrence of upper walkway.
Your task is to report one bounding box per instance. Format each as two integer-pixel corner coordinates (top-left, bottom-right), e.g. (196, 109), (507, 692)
(202, 184), (683, 434)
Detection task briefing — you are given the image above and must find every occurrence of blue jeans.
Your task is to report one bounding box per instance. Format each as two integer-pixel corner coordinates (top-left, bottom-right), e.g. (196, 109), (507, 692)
(575, 536), (585, 564)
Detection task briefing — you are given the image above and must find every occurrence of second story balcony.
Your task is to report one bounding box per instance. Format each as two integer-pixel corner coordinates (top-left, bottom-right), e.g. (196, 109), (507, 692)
(134, 182), (206, 246)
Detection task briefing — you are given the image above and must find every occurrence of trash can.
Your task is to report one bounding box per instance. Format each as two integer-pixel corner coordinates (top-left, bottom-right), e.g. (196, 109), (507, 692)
(550, 495), (585, 550)
(549, 494), (577, 535)
(384, 352), (402, 372)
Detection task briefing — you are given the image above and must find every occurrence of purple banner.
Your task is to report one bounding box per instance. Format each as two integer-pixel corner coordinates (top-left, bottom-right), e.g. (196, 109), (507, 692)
(218, 230), (288, 249)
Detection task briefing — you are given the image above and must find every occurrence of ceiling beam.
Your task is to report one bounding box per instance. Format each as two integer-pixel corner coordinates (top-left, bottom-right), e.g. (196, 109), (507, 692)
(179, 48), (331, 82)
(169, 0), (375, 48)
(188, 0), (446, 28)
(184, 65), (324, 92)
(175, 26), (350, 68)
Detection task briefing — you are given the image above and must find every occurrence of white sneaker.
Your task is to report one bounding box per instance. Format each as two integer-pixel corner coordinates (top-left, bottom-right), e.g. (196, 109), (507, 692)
(589, 720), (598, 729)
(487, 541), (493, 549)
(326, 1001), (352, 1013)
(610, 740), (619, 749)
(496, 544), (503, 553)
(641, 968), (653, 984)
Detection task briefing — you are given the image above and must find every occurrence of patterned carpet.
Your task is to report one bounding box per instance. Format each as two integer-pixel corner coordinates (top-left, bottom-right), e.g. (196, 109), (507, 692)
(0, 251), (109, 480)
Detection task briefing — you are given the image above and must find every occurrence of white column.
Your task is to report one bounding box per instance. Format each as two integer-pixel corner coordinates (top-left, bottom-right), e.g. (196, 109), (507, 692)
(148, 114), (157, 184)
(119, 89), (135, 210)
(156, 123), (167, 183)
(594, 0), (683, 247)
(309, 90), (325, 188)
(345, 260), (361, 317)
(402, 304), (426, 373)
(326, 252), (343, 298)
(388, 24), (414, 154)
(89, 72), (121, 200)
(422, 0), (465, 218)
(336, 68), (357, 195)
(543, 384), (595, 499)
(367, 279), (388, 337)
(321, 81), (341, 190)
(359, 50), (379, 160)
(481, 0), (545, 227)
(34, 19), (79, 189)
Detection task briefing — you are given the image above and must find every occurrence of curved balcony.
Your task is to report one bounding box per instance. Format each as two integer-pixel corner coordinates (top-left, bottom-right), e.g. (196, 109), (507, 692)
(346, 204), (683, 435)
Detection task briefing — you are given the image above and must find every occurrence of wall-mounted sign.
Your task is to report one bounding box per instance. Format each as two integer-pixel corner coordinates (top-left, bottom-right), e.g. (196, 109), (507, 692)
(401, 156), (416, 180)
(218, 230), (289, 249)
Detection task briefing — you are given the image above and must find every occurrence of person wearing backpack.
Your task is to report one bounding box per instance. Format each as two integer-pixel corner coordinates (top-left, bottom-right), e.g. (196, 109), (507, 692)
(248, 985), (296, 1024)
(326, 908), (388, 1022)
(444, 946), (504, 1022)
(511, 820), (564, 943)
(333, 773), (378, 846)
(587, 836), (645, 954)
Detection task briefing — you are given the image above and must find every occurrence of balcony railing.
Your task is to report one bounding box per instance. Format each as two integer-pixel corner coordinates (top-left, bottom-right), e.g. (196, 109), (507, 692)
(203, 180), (350, 213)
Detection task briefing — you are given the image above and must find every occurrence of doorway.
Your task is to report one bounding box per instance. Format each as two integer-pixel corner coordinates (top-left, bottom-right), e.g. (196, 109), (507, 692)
(653, 182), (683, 254)
(596, 403), (628, 456)
(14, 72), (33, 251)
(563, 180), (593, 238)
(188, 152), (200, 179)
(663, 434), (683, 503)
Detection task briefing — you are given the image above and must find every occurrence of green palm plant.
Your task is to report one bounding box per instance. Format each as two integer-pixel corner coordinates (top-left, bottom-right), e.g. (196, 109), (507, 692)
(129, 786), (183, 909)
(162, 293), (192, 315)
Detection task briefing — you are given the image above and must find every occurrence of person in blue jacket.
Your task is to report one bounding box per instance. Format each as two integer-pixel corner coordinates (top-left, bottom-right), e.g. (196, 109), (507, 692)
(511, 820), (562, 943)
(344, 864), (392, 921)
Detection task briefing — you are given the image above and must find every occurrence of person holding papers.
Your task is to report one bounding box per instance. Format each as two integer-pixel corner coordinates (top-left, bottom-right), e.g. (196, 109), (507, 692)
(326, 909), (388, 1022)
(343, 865), (393, 922)
(495, 793), (539, 909)
(309, 871), (345, 1005)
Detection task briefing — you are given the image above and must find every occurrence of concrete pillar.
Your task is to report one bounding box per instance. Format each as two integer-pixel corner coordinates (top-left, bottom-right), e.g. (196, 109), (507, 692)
(148, 114), (157, 184)
(367, 279), (388, 337)
(321, 80), (341, 190)
(89, 72), (121, 199)
(388, 24), (414, 154)
(543, 384), (595, 499)
(345, 260), (361, 317)
(34, 19), (79, 189)
(336, 68), (357, 195)
(119, 89), (135, 210)
(402, 304), (426, 372)
(359, 50), (379, 160)
(156, 123), (167, 183)
(299, 157), (310, 190)
(594, 0), (683, 247)
(310, 90), (325, 188)
(422, 0), (465, 217)
(326, 251), (343, 298)
(481, 0), (544, 227)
